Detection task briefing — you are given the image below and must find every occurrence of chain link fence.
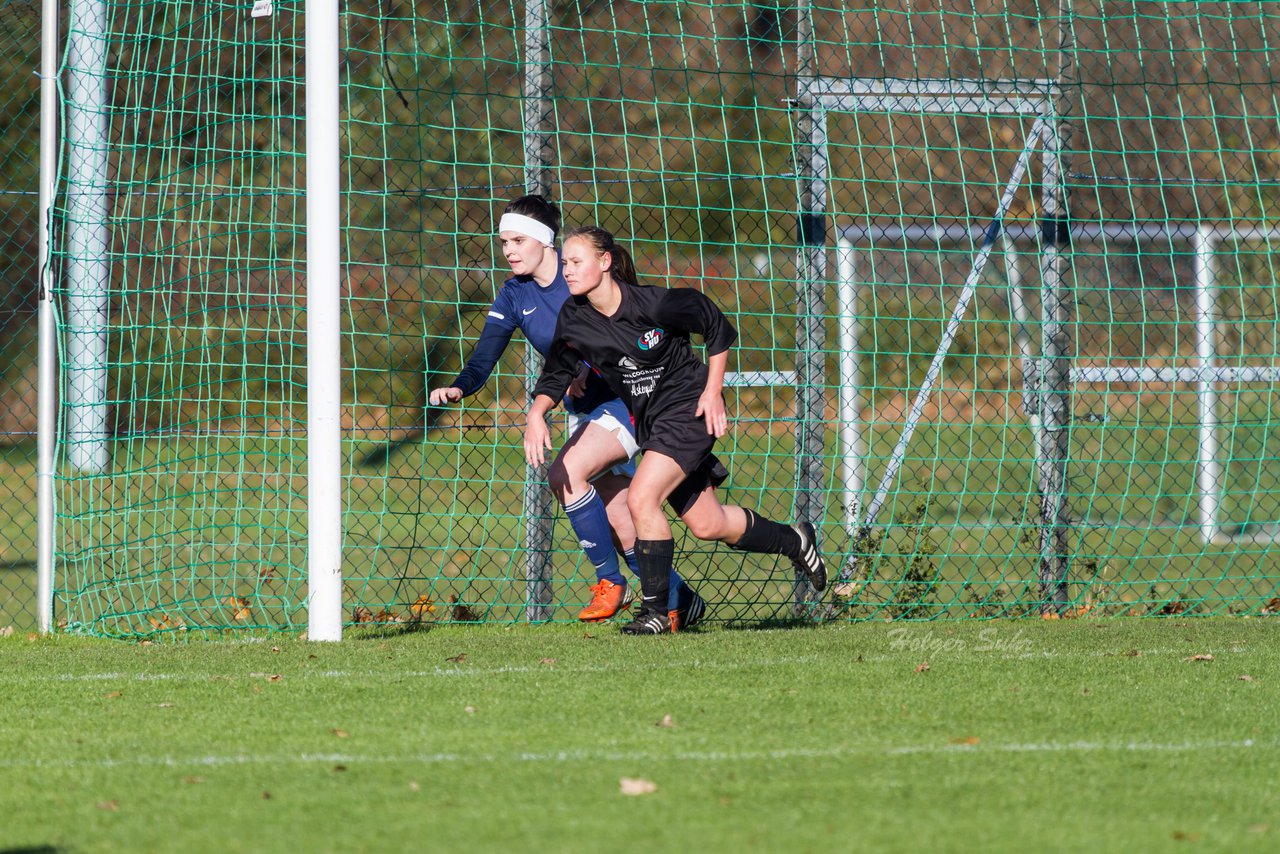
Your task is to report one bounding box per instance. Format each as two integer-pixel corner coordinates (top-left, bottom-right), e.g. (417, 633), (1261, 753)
(9, 1), (1280, 634)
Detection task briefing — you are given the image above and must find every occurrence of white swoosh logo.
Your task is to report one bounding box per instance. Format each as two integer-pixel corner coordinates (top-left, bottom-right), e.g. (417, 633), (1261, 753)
(523, 308), (537, 315)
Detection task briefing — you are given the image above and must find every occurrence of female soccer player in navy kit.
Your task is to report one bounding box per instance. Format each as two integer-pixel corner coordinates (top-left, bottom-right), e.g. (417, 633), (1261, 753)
(430, 197), (703, 624)
(526, 226), (826, 634)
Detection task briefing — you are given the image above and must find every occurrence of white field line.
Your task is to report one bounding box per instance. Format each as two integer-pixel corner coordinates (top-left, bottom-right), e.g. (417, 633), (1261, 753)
(0, 739), (1272, 772)
(1, 645), (1249, 686)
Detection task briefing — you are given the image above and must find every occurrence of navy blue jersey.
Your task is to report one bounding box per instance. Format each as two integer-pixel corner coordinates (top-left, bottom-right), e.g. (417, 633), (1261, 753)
(449, 262), (616, 414)
(532, 283), (737, 446)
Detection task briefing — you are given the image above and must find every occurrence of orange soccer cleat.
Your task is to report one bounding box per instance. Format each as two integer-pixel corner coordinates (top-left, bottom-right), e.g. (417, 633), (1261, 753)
(578, 579), (634, 622)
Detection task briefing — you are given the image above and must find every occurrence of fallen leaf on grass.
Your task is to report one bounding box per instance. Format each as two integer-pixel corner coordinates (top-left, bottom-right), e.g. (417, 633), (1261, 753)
(464, 705), (476, 714)
(183, 776), (203, 785)
(948, 736), (980, 745)
(0, 626), (13, 637)
(268, 674), (283, 683)
(656, 714), (675, 728)
(104, 691), (122, 699)
(157, 703), (174, 708)
(351, 606), (374, 625)
(372, 610), (403, 624)
(1262, 597), (1280, 615)
(409, 596), (436, 622)
(914, 660), (931, 673)
(539, 658), (557, 666)
(409, 781), (421, 792)
(830, 581), (860, 599)
(333, 765), (347, 773)
(331, 728), (350, 738)
(146, 614), (186, 631)
(446, 653), (467, 664)
(26, 633), (38, 642)
(225, 597), (252, 622)
(271, 646), (281, 653)
(261, 791), (272, 800)
(1239, 674), (1254, 682)
(96, 800), (119, 812)
(1186, 653), (1214, 662)
(450, 595), (481, 622)
(619, 778), (657, 796)
(1171, 830), (1202, 842)
(1123, 649), (1142, 657)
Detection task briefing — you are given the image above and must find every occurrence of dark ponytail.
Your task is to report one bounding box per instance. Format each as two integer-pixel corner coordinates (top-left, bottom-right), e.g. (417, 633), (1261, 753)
(565, 225), (639, 286)
(503, 194), (562, 240)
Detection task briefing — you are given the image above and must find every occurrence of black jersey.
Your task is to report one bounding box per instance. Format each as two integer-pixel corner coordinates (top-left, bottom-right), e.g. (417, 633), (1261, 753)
(532, 283), (738, 450)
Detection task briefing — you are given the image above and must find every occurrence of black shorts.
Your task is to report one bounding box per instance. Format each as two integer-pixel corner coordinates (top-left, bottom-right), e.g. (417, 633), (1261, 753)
(666, 453), (729, 516)
(643, 415), (729, 516)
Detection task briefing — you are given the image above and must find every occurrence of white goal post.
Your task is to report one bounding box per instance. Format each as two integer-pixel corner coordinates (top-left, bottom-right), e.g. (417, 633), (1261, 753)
(835, 220), (1280, 546)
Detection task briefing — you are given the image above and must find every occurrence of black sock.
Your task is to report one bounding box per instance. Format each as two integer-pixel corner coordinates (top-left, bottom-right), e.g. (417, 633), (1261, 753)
(633, 539), (675, 614)
(730, 509), (801, 558)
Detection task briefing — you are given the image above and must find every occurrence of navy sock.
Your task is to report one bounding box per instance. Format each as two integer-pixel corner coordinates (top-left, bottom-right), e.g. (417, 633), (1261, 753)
(564, 487), (625, 585)
(730, 509), (801, 557)
(624, 547), (687, 610)
(633, 539), (675, 614)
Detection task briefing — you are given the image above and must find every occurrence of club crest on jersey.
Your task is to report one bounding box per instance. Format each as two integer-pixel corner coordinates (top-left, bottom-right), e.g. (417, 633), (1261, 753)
(638, 328), (665, 350)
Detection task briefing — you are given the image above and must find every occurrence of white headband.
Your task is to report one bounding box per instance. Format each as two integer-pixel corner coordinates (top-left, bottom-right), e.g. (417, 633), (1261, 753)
(498, 213), (555, 247)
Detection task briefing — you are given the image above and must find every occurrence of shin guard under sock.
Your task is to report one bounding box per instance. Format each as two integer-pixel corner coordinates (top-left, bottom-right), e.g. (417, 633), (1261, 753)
(625, 547), (688, 611)
(564, 488), (625, 585)
(729, 509), (801, 558)
(633, 538), (675, 614)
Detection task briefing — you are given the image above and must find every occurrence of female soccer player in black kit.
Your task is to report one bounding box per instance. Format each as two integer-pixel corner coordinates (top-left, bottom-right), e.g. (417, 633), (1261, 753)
(525, 226), (826, 634)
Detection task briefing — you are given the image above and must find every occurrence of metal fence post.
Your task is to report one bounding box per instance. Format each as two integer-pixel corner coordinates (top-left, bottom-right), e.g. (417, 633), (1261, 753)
(793, 0), (827, 612)
(1035, 2), (1076, 611)
(522, 0), (555, 621)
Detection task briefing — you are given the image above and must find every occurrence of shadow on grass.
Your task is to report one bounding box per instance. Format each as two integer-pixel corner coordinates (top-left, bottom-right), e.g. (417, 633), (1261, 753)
(346, 621), (437, 640)
(715, 617), (826, 632)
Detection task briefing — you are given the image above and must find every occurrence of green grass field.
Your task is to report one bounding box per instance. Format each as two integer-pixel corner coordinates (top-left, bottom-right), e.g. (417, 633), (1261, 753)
(2, 619), (1277, 853)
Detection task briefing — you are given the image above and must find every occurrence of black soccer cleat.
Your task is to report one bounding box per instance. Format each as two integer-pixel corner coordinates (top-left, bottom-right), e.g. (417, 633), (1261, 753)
(621, 608), (674, 635)
(789, 522), (827, 592)
(676, 588), (707, 630)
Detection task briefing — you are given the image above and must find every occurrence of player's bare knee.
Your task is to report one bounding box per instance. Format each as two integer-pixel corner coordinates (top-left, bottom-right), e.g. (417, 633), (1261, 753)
(684, 511), (727, 541)
(626, 488), (661, 521)
(546, 459), (571, 499)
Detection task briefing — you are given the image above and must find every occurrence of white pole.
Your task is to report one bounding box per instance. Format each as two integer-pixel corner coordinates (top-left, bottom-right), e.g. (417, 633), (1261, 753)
(836, 238), (865, 533)
(1192, 225), (1221, 545)
(64, 0), (110, 473)
(36, 0), (60, 633)
(1005, 238), (1041, 475)
(306, 0), (343, 641)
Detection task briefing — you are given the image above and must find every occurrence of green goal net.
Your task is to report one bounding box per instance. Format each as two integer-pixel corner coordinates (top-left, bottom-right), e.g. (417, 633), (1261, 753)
(49, 1), (1280, 636)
